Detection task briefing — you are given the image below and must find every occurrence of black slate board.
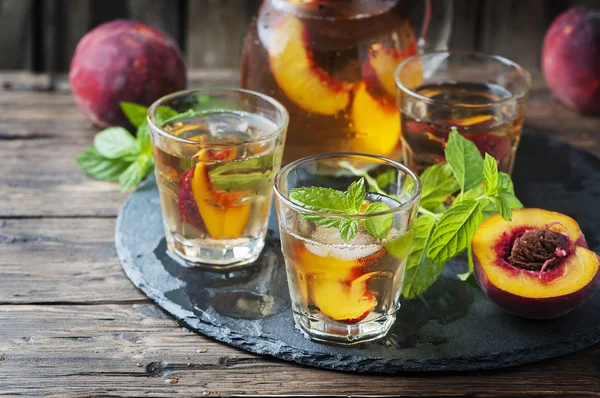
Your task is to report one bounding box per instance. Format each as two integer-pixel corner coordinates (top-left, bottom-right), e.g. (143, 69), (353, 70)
(116, 131), (600, 373)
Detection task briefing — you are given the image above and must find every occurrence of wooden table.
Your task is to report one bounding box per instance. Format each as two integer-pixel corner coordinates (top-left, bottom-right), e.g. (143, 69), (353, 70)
(1, 70), (600, 397)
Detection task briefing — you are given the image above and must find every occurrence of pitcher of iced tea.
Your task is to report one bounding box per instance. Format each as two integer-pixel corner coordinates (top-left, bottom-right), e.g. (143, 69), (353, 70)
(241, 0), (452, 163)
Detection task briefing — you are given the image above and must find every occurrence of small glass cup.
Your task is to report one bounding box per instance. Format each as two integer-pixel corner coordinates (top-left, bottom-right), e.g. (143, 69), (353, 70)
(395, 51), (531, 174)
(148, 88), (288, 268)
(274, 153), (421, 344)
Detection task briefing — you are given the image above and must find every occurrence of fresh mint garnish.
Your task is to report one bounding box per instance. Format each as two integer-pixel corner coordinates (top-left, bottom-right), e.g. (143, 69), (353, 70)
(77, 102), (156, 191)
(419, 162), (460, 210)
(93, 127), (139, 160)
(120, 102), (148, 128)
(426, 199), (483, 263)
(401, 127), (524, 298)
(401, 215), (445, 299)
(445, 129), (484, 192)
(289, 177), (393, 243)
(483, 153), (498, 195)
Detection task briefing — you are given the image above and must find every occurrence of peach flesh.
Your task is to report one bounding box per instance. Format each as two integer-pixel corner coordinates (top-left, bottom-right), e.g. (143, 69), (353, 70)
(473, 210), (600, 319)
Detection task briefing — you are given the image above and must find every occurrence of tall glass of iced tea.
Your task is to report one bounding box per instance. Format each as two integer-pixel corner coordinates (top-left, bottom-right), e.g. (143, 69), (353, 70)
(274, 153), (421, 344)
(241, 0), (453, 163)
(148, 89), (288, 268)
(396, 51), (532, 174)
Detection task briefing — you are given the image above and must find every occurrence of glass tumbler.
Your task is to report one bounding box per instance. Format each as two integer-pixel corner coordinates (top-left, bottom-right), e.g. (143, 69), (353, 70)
(274, 153), (421, 344)
(148, 88), (288, 268)
(395, 51), (531, 174)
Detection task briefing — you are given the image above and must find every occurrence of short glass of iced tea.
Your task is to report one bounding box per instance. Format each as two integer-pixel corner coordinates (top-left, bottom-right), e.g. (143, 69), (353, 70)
(395, 51), (531, 174)
(148, 88), (288, 268)
(274, 153), (421, 344)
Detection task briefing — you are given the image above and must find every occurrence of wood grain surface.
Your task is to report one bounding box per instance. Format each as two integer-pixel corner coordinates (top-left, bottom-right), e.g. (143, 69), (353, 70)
(1, 70), (600, 396)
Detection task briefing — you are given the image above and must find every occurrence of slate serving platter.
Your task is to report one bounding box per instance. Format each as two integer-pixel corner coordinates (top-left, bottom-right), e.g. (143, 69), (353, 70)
(116, 131), (600, 373)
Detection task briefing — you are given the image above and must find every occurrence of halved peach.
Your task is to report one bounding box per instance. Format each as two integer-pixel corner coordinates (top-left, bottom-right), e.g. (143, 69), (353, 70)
(178, 163), (250, 239)
(473, 208), (600, 319)
(309, 272), (381, 323)
(350, 82), (401, 156)
(362, 40), (418, 100)
(268, 15), (352, 115)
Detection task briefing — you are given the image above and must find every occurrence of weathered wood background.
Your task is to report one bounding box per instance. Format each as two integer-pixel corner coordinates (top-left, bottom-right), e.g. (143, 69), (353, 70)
(0, 0), (599, 74)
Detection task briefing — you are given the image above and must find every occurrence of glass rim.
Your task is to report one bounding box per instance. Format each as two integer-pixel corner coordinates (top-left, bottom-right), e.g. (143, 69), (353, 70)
(146, 87), (289, 146)
(394, 50), (532, 108)
(273, 152), (422, 219)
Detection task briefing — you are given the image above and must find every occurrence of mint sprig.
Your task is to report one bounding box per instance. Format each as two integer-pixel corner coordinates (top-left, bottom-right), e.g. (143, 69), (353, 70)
(289, 178), (393, 243)
(402, 128), (523, 298)
(77, 102), (156, 192)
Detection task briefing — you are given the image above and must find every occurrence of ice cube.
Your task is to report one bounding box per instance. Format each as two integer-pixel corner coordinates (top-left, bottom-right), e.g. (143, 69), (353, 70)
(306, 226), (382, 261)
(207, 113), (251, 142)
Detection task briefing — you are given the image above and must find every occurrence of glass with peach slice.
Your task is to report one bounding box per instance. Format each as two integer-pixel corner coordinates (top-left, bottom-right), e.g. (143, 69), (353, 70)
(396, 51), (532, 174)
(241, 0), (453, 163)
(148, 89), (288, 268)
(274, 153), (421, 344)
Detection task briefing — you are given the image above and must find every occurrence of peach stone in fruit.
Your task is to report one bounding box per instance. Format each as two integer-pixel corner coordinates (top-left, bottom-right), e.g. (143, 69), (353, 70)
(268, 16), (352, 115)
(473, 208), (600, 319)
(350, 82), (400, 156)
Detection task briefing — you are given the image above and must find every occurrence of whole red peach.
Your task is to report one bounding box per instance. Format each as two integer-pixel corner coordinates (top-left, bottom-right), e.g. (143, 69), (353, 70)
(542, 7), (600, 115)
(70, 20), (186, 128)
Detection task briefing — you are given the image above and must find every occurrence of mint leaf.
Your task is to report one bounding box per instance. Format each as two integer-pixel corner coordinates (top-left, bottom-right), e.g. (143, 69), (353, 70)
(363, 202), (393, 239)
(501, 191), (523, 209)
(136, 121), (152, 155)
(483, 153), (498, 195)
(94, 127), (139, 160)
(154, 106), (179, 126)
(120, 102), (148, 128)
(498, 172), (515, 194)
(445, 129), (484, 192)
(339, 218), (360, 243)
(76, 147), (132, 181)
(211, 171), (273, 192)
(420, 162), (459, 210)
(289, 187), (348, 214)
(346, 178), (366, 213)
(494, 192), (517, 221)
(457, 245), (474, 281)
(374, 170), (396, 191)
(401, 215), (445, 299)
(427, 199), (483, 263)
(118, 154), (152, 192)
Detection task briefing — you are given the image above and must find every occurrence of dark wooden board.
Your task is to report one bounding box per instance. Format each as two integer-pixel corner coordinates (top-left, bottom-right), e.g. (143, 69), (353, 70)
(116, 131), (600, 374)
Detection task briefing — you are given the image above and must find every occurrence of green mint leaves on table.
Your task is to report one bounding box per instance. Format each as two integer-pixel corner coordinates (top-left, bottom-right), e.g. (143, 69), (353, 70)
(402, 128), (522, 299)
(77, 102), (156, 192)
(289, 178), (394, 243)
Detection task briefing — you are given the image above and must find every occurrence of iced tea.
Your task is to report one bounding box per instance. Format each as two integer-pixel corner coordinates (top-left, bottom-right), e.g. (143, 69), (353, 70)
(148, 89), (288, 267)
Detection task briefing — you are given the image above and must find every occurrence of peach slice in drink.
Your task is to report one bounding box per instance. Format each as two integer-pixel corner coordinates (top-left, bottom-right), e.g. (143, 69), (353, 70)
(268, 16), (352, 115)
(178, 163), (250, 239)
(350, 82), (400, 156)
(310, 271), (386, 323)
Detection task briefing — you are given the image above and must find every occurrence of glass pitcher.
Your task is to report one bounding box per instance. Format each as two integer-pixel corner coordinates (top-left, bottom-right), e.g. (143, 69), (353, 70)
(241, 0), (453, 163)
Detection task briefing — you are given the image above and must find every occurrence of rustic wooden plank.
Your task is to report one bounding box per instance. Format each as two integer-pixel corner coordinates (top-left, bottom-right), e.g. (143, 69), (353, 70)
(0, 71), (599, 218)
(185, 0), (257, 68)
(0, 218), (145, 304)
(478, 0), (552, 72)
(1, 303), (600, 396)
(0, 0), (33, 70)
(0, 71), (239, 217)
